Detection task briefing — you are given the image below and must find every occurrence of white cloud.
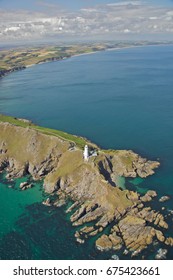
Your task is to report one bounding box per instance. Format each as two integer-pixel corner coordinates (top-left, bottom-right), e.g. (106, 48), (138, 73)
(0, 2), (173, 41)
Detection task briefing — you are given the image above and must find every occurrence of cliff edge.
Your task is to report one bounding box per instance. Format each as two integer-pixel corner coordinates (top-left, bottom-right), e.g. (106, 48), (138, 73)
(0, 116), (172, 257)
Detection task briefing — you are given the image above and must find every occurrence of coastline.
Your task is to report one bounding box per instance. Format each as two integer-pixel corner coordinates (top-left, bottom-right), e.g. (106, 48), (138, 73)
(107, 42), (173, 53)
(1, 43), (173, 258)
(1, 42), (173, 79)
(25, 42), (173, 69)
(0, 115), (173, 259)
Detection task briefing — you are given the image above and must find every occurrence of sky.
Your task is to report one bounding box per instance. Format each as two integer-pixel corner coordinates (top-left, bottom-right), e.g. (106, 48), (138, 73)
(1, 0), (173, 12)
(1, 1), (173, 42)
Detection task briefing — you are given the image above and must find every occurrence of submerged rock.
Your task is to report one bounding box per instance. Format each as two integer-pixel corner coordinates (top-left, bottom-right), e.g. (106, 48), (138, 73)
(0, 118), (172, 257)
(159, 196), (170, 203)
(53, 199), (66, 207)
(76, 237), (85, 244)
(19, 182), (32, 191)
(155, 248), (167, 260)
(123, 249), (129, 255)
(168, 209), (173, 215)
(111, 254), (119, 260)
(42, 198), (51, 206)
(20, 182), (28, 188)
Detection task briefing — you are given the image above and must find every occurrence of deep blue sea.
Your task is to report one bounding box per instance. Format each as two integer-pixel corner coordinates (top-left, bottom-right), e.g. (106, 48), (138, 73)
(0, 45), (173, 259)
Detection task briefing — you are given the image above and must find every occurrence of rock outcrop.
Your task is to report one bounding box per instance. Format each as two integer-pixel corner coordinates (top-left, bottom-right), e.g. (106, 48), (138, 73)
(0, 118), (172, 258)
(159, 196), (170, 202)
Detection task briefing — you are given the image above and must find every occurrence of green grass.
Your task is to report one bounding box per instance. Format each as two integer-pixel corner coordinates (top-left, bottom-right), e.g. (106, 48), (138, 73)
(0, 114), (87, 149)
(0, 115), (30, 127)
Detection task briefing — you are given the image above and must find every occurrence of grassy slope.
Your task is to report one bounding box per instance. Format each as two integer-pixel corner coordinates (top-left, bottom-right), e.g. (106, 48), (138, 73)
(0, 45), (106, 72)
(0, 114), (88, 149)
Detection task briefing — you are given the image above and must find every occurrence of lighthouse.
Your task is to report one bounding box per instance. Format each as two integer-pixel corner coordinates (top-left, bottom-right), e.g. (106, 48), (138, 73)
(83, 145), (89, 161)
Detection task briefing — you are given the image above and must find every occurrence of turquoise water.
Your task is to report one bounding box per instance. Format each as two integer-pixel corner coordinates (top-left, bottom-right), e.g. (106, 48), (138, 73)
(0, 45), (173, 259)
(0, 174), (111, 260)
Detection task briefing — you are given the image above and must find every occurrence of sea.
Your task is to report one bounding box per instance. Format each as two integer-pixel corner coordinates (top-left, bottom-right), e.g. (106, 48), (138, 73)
(0, 44), (173, 260)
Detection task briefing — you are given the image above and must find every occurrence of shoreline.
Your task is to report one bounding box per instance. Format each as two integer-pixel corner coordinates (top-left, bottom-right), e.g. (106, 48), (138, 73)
(0, 42), (172, 260)
(0, 115), (173, 259)
(1, 42), (173, 78)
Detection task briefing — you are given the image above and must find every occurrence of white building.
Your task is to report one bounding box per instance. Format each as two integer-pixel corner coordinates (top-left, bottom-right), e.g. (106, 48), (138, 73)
(83, 145), (89, 161)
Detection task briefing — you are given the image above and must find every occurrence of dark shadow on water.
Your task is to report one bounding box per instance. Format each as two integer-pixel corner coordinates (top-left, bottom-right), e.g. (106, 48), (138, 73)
(0, 202), (111, 260)
(0, 231), (33, 260)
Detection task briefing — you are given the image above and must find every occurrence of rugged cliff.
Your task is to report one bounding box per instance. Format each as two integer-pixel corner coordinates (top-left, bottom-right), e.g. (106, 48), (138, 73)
(0, 116), (172, 257)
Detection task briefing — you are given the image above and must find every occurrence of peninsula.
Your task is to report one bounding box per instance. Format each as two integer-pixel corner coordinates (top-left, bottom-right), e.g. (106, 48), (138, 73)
(0, 115), (173, 257)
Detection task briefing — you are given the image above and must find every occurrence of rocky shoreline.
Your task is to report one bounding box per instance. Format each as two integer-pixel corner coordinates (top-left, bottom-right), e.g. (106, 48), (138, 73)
(0, 118), (173, 258)
(0, 56), (70, 79)
(0, 66), (26, 78)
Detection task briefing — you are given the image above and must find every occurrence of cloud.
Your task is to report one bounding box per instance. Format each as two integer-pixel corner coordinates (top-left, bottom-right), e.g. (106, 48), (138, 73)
(1, 2), (173, 41)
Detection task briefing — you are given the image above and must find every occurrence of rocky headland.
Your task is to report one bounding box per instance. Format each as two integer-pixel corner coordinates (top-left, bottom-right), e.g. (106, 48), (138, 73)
(0, 115), (172, 258)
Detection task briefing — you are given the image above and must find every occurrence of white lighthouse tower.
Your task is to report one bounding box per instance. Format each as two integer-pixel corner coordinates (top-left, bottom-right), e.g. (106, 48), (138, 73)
(83, 145), (89, 161)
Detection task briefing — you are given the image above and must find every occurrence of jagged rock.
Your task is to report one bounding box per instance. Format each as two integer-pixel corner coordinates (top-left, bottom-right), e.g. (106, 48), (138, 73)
(168, 209), (173, 215)
(155, 248), (167, 260)
(73, 207), (104, 226)
(19, 182), (32, 190)
(123, 249), (129, 255)
(111, 254), (119, 260)
(137, 207), (154, 221)
(111, 225), (120, 233)
(141, 195), (152, 202)
(129, 208), (138, 215)
(1, 119), (171, 257)
(155, 230), (165, 242)
(89, 230), (99, 236)
(131, 250), (141, 257)
(76, 238), (85, 244)
(165, 237), (173, 246)
(66, 202), (79, 213)
(6, 173), (12, 179)
(140, 190), (157, 202)
(74, 231), (80, 238)
(137, 203), (144, 209)
(53, 199), (66, 207)
(96, 214), (109, 228)
(109, 232), (123, 250)
(136, 207), (168, 229)
(80, 226), (94, 234)
(154, 214), (168, 229)
(42, 198), (51, 206)
(159, 196), (170, 203)
(70, 205), (86, 223)
(127, 191), (139, 202)
(96, 235), (112, 251)
(108, 150), (159, 179)
(147, 190), (157, 197)
(98, 227), (103, 233)
(118, 215), (155, 252)
(0, 149), (7, 154)
(0, 159), (8, 171)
